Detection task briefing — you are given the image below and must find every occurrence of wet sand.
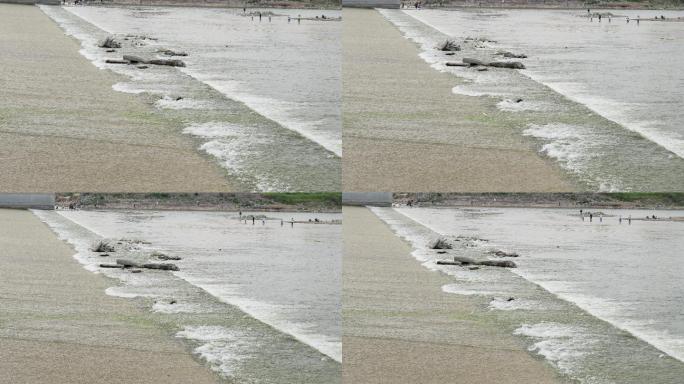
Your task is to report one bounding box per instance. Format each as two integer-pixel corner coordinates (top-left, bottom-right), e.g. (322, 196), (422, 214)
(343, 206), (566, 383)
(0, 4), (232, 192)
(0, 208), (221, 384)
(342, 8), (575, 192)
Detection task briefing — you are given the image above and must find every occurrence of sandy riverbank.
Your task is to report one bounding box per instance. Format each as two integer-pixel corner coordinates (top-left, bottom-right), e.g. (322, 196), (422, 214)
(0, 4), (233, 192)
(342, 206), (567, 383)
(342, 8), (576, 192)
(0, 208), (221, 384)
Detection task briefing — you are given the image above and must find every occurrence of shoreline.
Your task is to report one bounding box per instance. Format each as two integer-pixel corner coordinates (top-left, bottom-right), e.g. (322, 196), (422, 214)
(0, 3), (234, 192)
(342, 8), (577, 192)
(343, 206), (567, 383)
(33, 207), (343, 381)
(0, 208), (222, 384)
(376, 205), (684, 382)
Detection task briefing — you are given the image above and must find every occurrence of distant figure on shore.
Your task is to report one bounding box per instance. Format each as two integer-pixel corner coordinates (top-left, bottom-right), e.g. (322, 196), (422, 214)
(243, 7), (246, 13)
(619, 216), (622, 224)
(262, 220), (265, 225)
(589, 213), (593, 222)
(628, 215), (632, 225)
(259, 12), (262, 22)
(598, 14), (602, 22)
(252, 217), (255, 225)
(281, 220), (284, 227)
(291, 218), (294, 227)
(239, 210), (242, 217)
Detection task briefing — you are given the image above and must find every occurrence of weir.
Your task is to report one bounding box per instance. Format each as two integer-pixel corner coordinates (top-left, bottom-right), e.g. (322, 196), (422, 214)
(343, 192), (393, 206)
(0, 0), (61, 4)
(342, 0), (400, 8)
(0, 194), (55, 209)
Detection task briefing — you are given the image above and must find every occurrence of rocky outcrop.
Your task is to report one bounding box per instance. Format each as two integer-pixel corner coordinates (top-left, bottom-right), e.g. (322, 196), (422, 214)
(497, 51), (528, 59)
(461, 57), (526, 70)
(437, 256), (516, 268)
(489, 61), (526, 69)
(438, 39), (461, 52)
(99, 36), (121, 49)
(148, 59), (186, 67)
(427, 237), (452, 250)
(492, 250), (519, 257)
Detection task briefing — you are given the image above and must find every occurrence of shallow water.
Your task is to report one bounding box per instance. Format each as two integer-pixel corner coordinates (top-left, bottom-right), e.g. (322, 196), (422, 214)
(40, 5), (341, 191)
(380, 9), (684, 191)
(372, 206), (684, 383)
(33, 209), (341, 381)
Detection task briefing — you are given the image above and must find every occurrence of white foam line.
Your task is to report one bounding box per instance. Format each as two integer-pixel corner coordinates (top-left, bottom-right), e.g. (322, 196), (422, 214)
(58, 5), (341, 158)
(385, 207), (684, 363)
(172, 275), (342, 363)
(392, 8), (683, 159)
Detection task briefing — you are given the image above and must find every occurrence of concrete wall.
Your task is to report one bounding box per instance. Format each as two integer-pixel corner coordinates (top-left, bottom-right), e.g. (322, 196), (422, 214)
(0, 0), (61, 4)
(343, 192), (393, 206)
(0, 194), (55, 210)
(342, 0), (400, 8)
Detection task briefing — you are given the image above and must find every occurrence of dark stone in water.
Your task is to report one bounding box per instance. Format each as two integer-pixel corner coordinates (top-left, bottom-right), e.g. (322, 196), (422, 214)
(148, 59), (186, 67)
(105, 59), (129, 65)
(100, 263), (123, 269)
(427, 237), (452, 249)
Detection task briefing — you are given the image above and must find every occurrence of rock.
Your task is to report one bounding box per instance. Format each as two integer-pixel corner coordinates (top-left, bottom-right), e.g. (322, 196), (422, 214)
(493, 250), (519, 257)
(93, 241), (115, 252)
(427, 237), (452, 249)
(123, 55), (146, 64)
(100, 263), (124, 268)
(506, 297), (515, 301)
(99, 253), (110, 257)
(489, 61), (526, 69)
(159, 49), (188, 57)
(436, 260), (462, 266)
(446, 62), (469, 67)
(105, 59), (129, 65)
(445, 52), (456, 56)
(130, 269), (142, 273)
(463, 58), (488, 66)
(479, 260), (517, 268)
(453, 256), (477, 265)
(469, 266), (480, 270)
(152, 252), (182, 261)
(148, 59), (186, 67)
(142, 263), (180, 271)
(477, 67), (489, 72)
(169, 299), (177, 304)
(116, 259), (141, 268)
(515, 98), (523, 103)
(137, 65), (149, 69)
(99, 36), (121, 49)
(497, 51), (528, 59)
(106, 49), (116, 53)
(174, 96), (183, 101)
(436, 250), (447, 254)
(438, 39), (461, 52)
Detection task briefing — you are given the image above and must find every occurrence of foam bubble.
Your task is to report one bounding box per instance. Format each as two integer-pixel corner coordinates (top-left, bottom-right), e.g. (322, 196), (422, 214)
(176, 326), (255, 377)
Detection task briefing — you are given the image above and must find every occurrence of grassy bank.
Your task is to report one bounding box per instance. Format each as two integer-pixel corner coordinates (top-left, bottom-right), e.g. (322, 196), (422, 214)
(425, 0), (684, 9)
(58, 193), (342, 212)
(397, 192), (684, 209)
(96, 0), (341, 9)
